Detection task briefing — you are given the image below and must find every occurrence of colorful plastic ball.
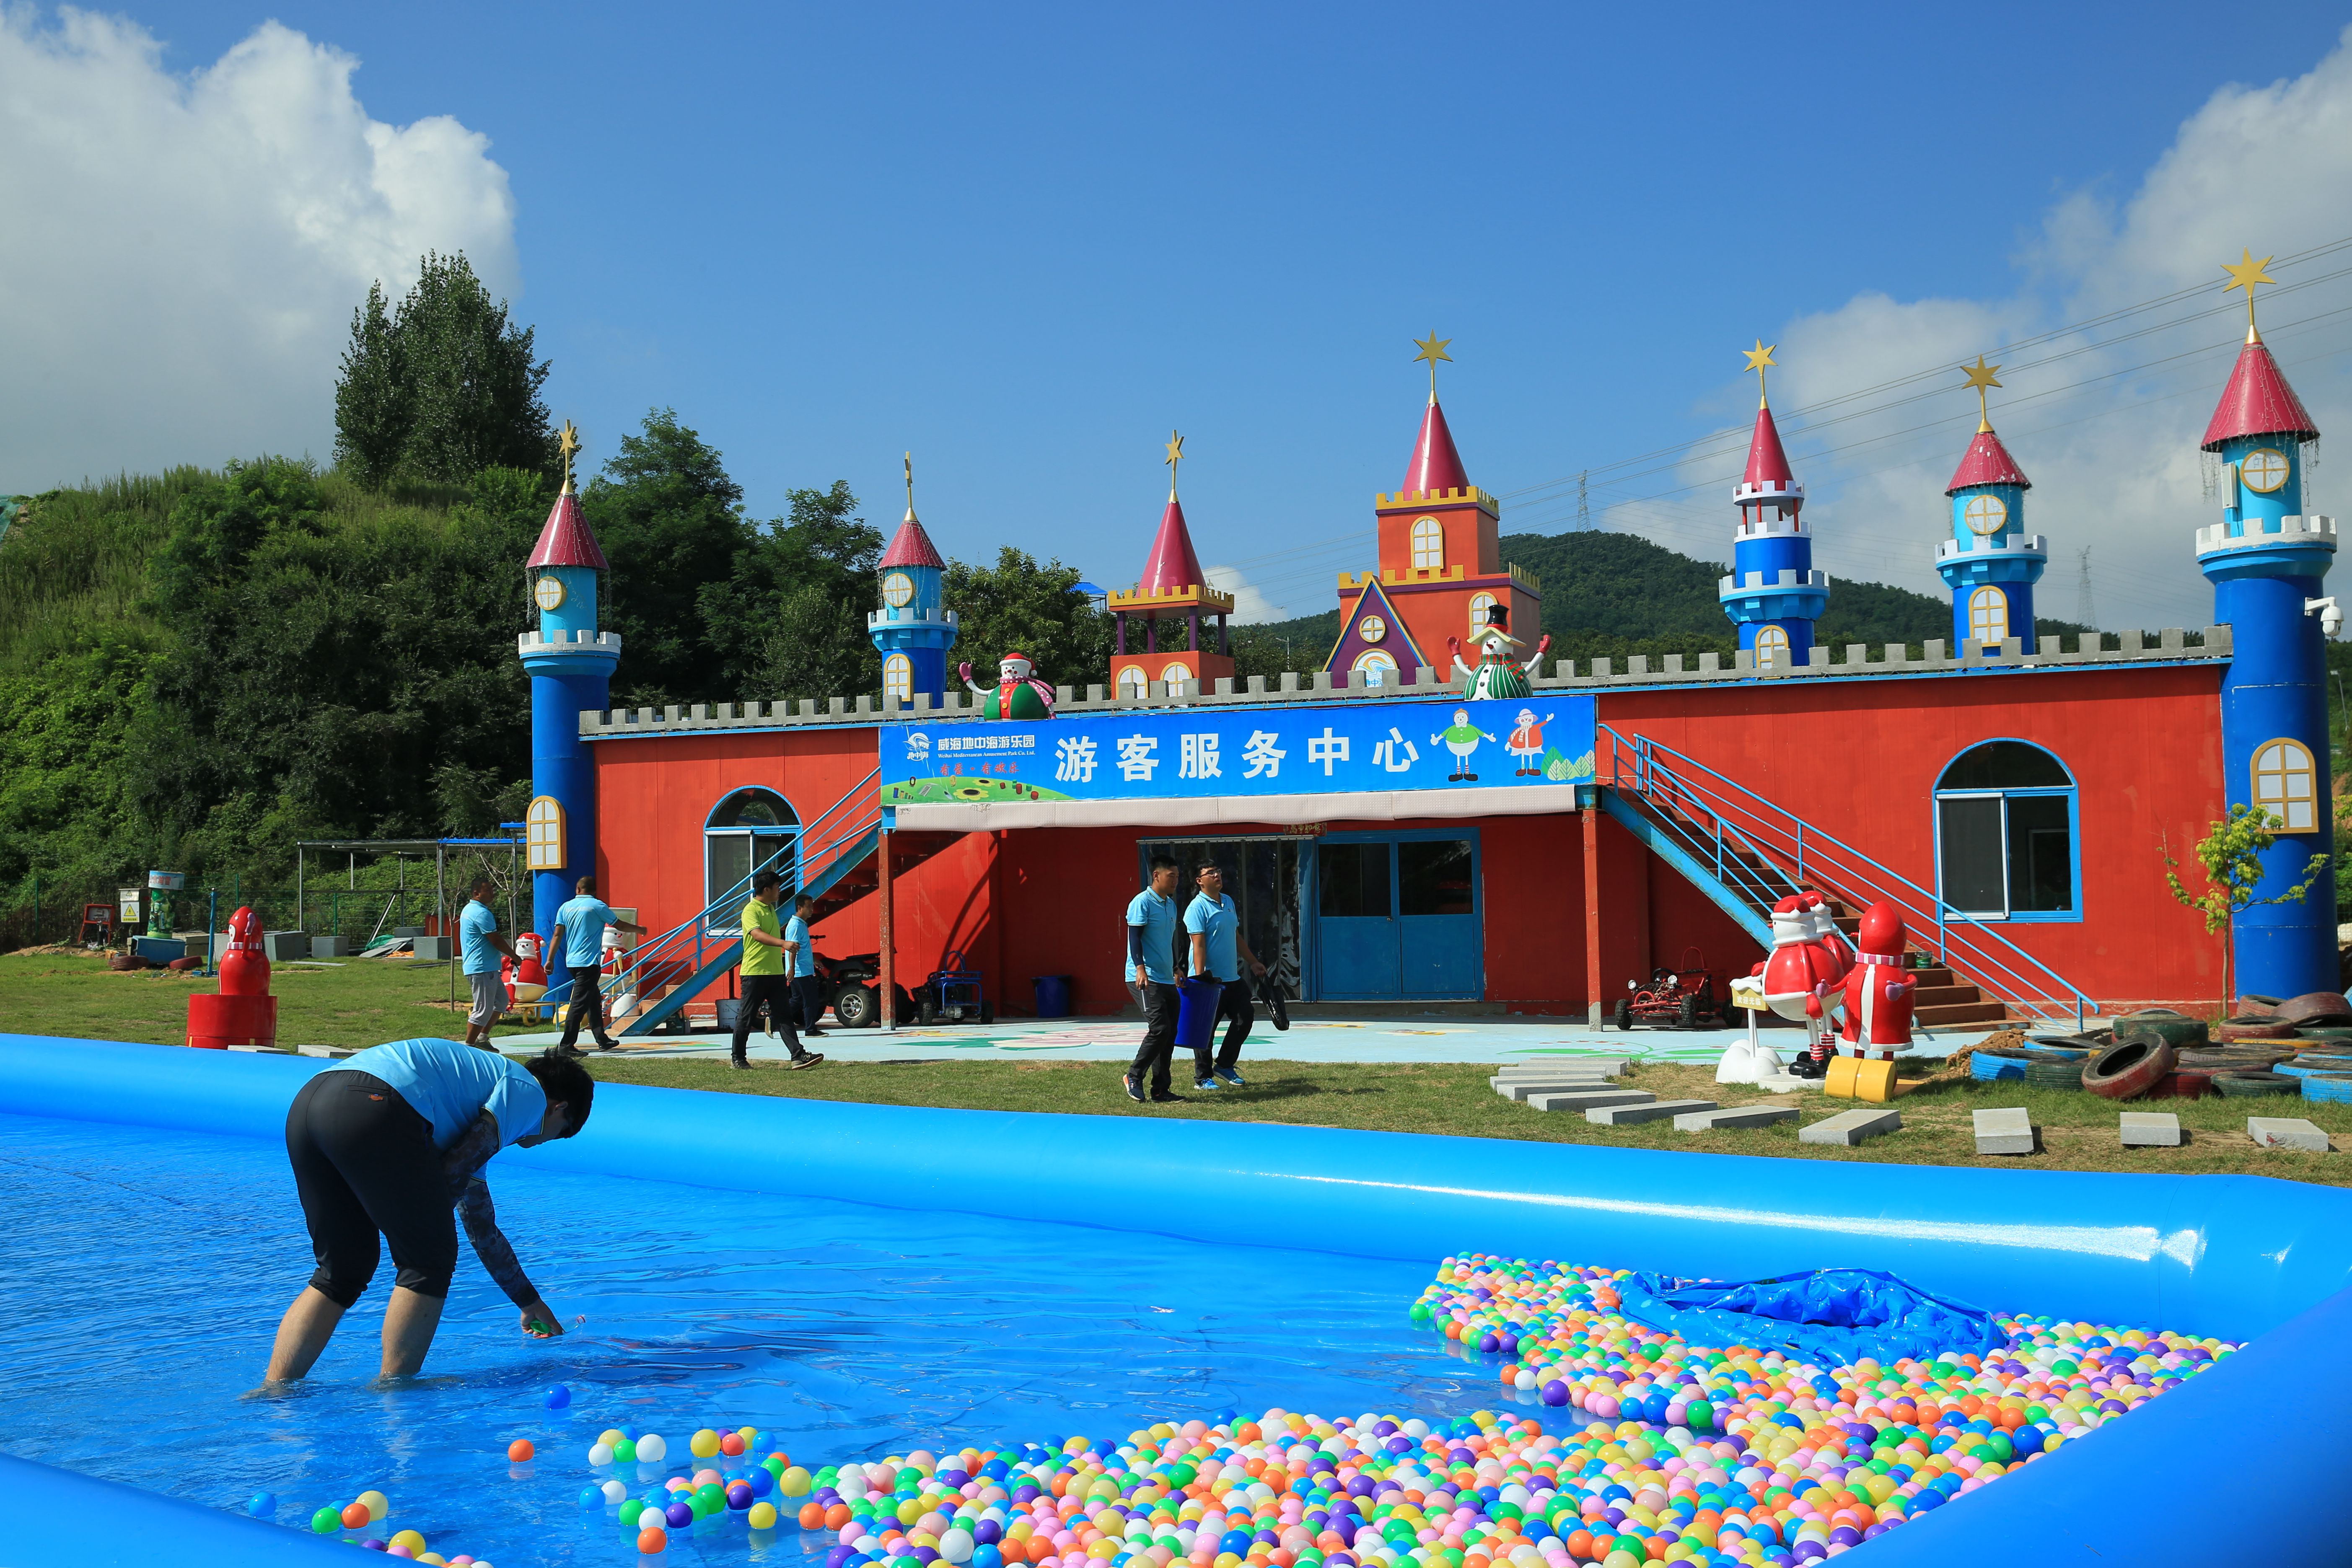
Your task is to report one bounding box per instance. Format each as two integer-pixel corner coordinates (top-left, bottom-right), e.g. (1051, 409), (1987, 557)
(728, 1483), (755, 1511)
(638, 1527), (668, 1555)
(545, 1384), (571, 1410)
(603, 1480), (629, 1505)
(391, 1531), (428, 1554)
(614, 1438), (639, 1464)
(246, 1492), (275, 1518)
(355, 1490), (389, 1523)
(361, 1540), (387, 1552)
(720, 1432), (746, 1457)
(387, 1547), (414, 1560)
(312, 1506), (343, 1534)
(598, 1428), (627, 1447)
(781, 1466), (813, 1498)
(665, 1502), (694, 1529)
(621, 1501), (645, 1527)
(580, 1487), (604, 1509)
(690, 1429), (721, 1459)
(508, 1439), (535, 1463)
(749, 1501), (780, 1530)
(590, 1443), (616, 1467)
(637, 1433), (669, 1464)
(748, 1467), (775, 1497)
(974, 1547), (1002, 1568)
(339, 1501), (373, 1529)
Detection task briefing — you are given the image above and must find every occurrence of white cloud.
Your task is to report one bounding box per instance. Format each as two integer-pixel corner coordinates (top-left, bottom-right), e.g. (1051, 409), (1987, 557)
(1202, 562), (1292, 624)
(1636, 27), (2352, 632)
(0, 9), (517, 489)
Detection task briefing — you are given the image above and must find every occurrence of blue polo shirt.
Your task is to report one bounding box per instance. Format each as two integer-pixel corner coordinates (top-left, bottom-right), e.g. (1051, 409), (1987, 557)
(1125, 888), (1179, 985)
(553, 894), (613, 969)
(458, 900), (501, 976)
(324, 1037), (547, 1151)
(1184, 892), (1240, 983)
(783, 913), (815, 978)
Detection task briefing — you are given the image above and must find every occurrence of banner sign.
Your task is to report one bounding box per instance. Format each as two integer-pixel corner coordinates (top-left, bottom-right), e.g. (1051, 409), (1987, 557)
(880, 695), (1596, 806)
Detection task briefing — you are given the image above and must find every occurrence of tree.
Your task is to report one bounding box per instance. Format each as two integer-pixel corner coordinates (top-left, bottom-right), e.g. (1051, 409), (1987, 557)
(583, 409), (753, 707)
(723, 482), (883, 702)
(332, 253), (555, 489)
(942, 548), (1113, 692)
(2161, 803), (2329, 1012)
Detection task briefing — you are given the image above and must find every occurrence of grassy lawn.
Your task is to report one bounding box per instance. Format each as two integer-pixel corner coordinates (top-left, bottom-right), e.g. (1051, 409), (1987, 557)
(5, 948), (2346, 1184)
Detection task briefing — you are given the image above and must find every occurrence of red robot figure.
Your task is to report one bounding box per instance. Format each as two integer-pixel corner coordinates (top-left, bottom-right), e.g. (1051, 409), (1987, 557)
(186, 905), (277, 1050)
(1753, 894), (1843, 1077)
(1838, 900), (1917, 1060)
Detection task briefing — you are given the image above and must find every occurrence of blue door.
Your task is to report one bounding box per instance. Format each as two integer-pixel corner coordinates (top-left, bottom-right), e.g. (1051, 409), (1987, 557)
(1314, 832), (1482, 1000)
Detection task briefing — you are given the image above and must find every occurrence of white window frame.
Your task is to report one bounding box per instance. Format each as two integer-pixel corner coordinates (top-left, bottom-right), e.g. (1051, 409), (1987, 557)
(882, 652), (913, 702)
(525, 796), (565, 871)
(1410, 516), (1444, 570)
(1968, 586), (2008, 647)
(1752, 625), (1790, 667)
(2254, 737), (2318, 833)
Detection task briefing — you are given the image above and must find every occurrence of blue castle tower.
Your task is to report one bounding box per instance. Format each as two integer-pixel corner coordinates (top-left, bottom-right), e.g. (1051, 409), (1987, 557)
(869, 454), (958, 705)
(1936, 356), (2046, 650)
(518, 425), (620, 996)
(1719, 342), (1829, 666)
(2196, 254), (2337, 1000)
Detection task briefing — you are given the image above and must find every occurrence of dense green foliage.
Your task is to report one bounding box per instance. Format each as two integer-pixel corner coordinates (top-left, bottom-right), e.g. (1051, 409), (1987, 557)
(334, 253), (556, 488)
(945, 549), (1114, 690)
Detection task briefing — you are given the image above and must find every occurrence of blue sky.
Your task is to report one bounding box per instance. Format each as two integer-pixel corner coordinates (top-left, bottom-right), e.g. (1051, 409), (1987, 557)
(10, 3), (2352, 627)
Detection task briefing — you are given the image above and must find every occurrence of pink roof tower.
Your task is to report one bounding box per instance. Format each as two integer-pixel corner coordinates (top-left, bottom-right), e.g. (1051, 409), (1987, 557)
(1107, 432), (1234, 696)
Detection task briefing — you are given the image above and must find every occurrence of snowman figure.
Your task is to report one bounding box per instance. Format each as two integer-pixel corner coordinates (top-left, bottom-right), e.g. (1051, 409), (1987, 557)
(958, 651), (1056, 720)
(1447, 602), (1553, 701)
(1430, 707), (1495, 781)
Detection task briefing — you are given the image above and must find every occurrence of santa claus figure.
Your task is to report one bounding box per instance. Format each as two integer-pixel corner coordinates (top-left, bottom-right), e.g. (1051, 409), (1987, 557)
(1838, 901), (1917, 1060)
(1801, 891), (1855, 974)
(1753, 893), (1844, 1077)
(959, 651), (1056, 720)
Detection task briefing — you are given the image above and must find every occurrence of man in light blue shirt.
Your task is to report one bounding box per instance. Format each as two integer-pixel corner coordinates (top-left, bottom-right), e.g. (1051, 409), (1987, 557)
(551, 875), (645, 1054)
(784, 894), (831, 1038)
(1120, 856), (1183, 1103)
(1185, 861), (1265, 1089)
(458, 877), (515, 1052)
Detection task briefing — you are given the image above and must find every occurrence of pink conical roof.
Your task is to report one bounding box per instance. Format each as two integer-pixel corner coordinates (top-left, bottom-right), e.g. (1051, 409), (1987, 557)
(1945, 427), (2031, 494)
(2202, 334), (2319, 451)
(1137, 494), (1206, 593)
(1402, 399), (1471, 495)
(526, 488), (609, 570)
(1743, 404), (1795, 487)
(879, 514), (945, 570)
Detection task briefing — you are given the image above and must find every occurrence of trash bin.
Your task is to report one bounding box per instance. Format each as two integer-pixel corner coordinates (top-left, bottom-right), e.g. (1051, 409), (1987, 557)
(715, 998), (741, 1032)
(1175, 976), (1225, 1052)
(1033, 975), (1074, 1019)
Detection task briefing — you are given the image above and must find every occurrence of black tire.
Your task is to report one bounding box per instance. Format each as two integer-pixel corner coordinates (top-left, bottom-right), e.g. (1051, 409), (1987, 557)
(2023, 1062), (2085, 1091)
(2084, 1038), (2178, 1100)
(2111, 1011), (2209, 1050)
(1678, 995), (1699, 1029)
(1614, 999), (1634, 1032)
(2215, 1070), (2300, 1097)
(978, 1000), (995, 1025)
(833, 984), (876, 1029)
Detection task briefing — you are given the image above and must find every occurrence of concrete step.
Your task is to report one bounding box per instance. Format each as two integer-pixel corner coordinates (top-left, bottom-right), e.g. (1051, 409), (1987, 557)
(1972, 1107), (2036, 1156)
(2120, 1112), (2184, 1148)
(1496, 1079), (1613, 1102)
(1588, 1098), (1717, 1126)
(1915, 1000), (2009, 1027)
(1909, 983), (1984, 1007)
(2248, 1117), (2332, 1152)
(1673, 1104), (1798, 1131)
(1800, 1107), (1902, 1146)
(1495, 1058), (1624, 1079)
(1526, 1089), (1655, 1114)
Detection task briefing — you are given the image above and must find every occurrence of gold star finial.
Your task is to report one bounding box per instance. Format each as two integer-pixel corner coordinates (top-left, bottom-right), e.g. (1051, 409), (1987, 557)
(557, 420), (581, 494)
(1413, 332), (1453, 403)
(1164, 430), (1184, 498)
(903, 451), (917, 520)
(1960, 354), (2002, 432)
(2222, 248), (2278, 341)
(1743, 341), (1777, 408)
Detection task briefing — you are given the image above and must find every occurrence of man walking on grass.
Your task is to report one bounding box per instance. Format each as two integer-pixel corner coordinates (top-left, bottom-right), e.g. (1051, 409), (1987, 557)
(1185, 861), (1265, 1091)
(458, 877), (516, 1052)
(733, 870), (824, 1071)
(1121, 855), (1184, 1104)
(551, 876), (645, 1055)
(785, 894), (829, 1038)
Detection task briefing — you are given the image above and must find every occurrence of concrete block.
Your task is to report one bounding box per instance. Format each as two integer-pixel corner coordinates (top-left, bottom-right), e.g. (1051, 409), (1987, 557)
(1673, 1104), (1798, 1132)
(1496, 1058), (1624, 1079)
(1495, 1077), (1612, 1100)
(2119, 1112), (2184, 1147)
(311, 936), (350, 959)
(263, 930), (306, 963)
(1587, 1098), (1717, 1126)
(411, 936), (453, 961)
(1800, 1108), (1903, 1146)
(1972, 1107), (2036, 1156)
(2248, 1117), (2332, 1152)
(1526, 1089), (1655, 1114)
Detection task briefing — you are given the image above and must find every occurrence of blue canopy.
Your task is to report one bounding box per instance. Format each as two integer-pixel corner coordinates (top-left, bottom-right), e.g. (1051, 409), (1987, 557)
(1611, 1268), (2011, 1365)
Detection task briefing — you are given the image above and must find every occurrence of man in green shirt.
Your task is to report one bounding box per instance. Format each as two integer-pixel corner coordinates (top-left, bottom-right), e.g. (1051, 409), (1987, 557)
(733, 870), (823, 1071)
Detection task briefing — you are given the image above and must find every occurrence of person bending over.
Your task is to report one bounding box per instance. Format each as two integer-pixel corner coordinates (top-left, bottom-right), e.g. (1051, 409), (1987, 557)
(264, 1039), (592, 1382)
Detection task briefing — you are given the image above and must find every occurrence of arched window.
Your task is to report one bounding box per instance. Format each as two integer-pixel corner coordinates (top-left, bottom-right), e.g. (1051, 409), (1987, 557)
(1752, 625), (1790, 667)
(1468, 591), (1497, 640)
(704, 787), (800, 921)
(1968, 586), (2009, 647)
(525, 796), (565, 871)
(1410, 516), (1444, 570)
(1352, 649), (1399, 688)
(1118, 666), (1148, 699)
(882, 653), (913, 704)
(2254, 737), (2318, 832)
(1935, 740), (2077, 920)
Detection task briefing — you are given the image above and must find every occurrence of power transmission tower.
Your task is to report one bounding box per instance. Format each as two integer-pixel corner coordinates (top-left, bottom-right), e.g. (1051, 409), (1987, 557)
(1577, 470), (1590, 530)
(2075, 546), (2098, 630)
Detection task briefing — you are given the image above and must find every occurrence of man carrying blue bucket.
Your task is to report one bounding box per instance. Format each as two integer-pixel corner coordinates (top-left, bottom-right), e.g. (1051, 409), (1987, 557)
(1184, 861), (1265, 1092)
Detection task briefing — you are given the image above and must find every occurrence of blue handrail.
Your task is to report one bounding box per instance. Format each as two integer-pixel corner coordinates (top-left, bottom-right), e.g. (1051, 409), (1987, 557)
(1600, 724), (2091, 1027)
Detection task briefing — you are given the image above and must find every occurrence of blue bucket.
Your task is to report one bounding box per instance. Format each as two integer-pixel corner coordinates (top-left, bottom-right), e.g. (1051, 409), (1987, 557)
(1032, 975), (1073, 1019)
(1175, 977), (1225, 1052)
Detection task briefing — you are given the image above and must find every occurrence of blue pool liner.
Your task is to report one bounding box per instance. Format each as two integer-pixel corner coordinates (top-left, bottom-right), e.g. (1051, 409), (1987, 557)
(4, 1033), (2352, 1565)
(1609, 1269), (2009, 1365)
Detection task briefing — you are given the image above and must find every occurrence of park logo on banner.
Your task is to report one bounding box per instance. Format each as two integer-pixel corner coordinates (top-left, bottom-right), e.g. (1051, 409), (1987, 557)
(880, 695), (1596, 806)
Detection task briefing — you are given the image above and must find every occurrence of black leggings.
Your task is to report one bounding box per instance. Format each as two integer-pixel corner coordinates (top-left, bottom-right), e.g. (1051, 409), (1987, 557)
(286, 1071), (458, 1307)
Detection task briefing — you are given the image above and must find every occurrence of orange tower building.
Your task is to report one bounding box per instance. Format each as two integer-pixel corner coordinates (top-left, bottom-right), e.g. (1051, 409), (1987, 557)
(1108, 431), (1236, 696)
(1324, 336), (1541, 686)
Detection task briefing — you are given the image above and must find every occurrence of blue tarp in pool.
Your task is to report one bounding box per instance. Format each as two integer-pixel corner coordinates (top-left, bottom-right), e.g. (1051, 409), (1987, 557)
(1612, 1268), (2012, 1364)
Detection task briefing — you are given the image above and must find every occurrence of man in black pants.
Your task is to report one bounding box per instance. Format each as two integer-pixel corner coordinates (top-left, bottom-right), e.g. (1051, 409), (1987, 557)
(733, 870), (821, 1070)
(1121, 856), (1184, 1103)
(1184, 861), (1266, 1089)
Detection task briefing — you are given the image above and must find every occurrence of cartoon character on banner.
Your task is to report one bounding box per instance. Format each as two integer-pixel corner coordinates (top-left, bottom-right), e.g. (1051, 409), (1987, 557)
(959, 651), (1056, 720)
(1431, 707), (1495, 781)
(1753, 893), (1845, 1077)
(1446, 602), (1552, 701)
(1838, 901), (1916, 1060)
(1505, 708), (1555, 777)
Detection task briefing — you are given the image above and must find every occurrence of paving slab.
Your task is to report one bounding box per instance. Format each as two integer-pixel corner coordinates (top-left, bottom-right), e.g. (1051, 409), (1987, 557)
(2119, 1111), (2184, 1148)
(1673, 1104), (1798, 1132)
(2248, 1116), (2332, 1152)
(1525, 1088), (1655, 1114)
(1588, 1097), (1717, 1126)
(1495, 1059), (1624, 1079)
(1972, 1107), (2037, 1156)
(1800, 1108), (1903, 1146)
(1495, 1077), (1614, 1100)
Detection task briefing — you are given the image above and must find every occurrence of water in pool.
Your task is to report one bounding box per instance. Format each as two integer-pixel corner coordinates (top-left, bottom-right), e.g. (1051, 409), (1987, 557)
(0, 1110), (1495, 1563)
